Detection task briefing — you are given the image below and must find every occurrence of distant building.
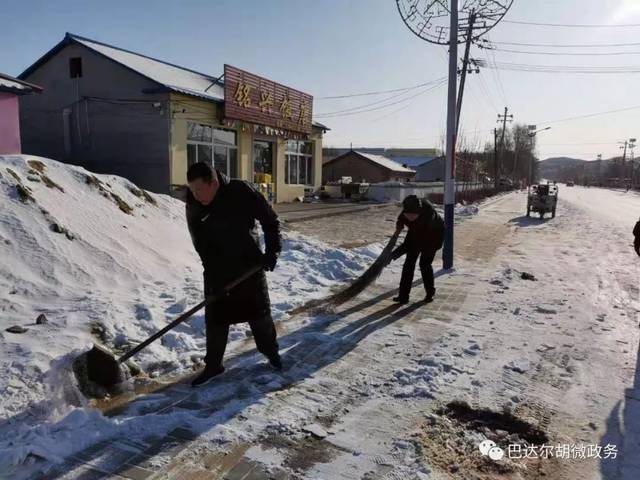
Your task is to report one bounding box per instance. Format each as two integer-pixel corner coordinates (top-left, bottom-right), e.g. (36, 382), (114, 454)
(415, 156), (445, 182)
(17, 33), (328, 201)
(323, 147), (441, 179)
(322, 150), (416, 183)
(0, 73), (42, 154)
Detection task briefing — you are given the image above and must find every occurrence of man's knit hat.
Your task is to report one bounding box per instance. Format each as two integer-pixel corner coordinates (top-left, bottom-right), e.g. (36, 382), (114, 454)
(402, 195), (422, 214)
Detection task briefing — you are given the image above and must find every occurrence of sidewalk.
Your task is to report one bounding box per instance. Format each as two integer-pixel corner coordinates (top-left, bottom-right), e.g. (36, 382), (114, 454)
(40, 273), (487, 480)
(37, 197), (512, 480)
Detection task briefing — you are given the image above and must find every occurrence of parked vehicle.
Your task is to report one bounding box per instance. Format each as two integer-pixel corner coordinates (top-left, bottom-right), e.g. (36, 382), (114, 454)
(527, 183), (558, 219)
(566, 181), (575, 187)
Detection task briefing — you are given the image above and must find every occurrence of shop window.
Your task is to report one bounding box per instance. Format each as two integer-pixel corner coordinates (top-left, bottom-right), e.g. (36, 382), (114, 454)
(187, 144), (197, 167)
(187, 122), (237, 177)
(188, 122), (212, 142)
(285, 140), (313, 185)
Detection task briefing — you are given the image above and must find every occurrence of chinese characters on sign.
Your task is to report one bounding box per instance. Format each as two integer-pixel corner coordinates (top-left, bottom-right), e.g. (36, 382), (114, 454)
(224, 65), (313, 135)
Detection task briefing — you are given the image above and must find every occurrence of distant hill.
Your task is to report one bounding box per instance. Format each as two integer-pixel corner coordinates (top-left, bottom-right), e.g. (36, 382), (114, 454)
(538, 156), (615, 182)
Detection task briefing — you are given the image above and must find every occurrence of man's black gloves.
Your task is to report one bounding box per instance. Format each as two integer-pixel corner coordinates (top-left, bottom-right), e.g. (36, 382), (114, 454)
(262, 252), (278, 272)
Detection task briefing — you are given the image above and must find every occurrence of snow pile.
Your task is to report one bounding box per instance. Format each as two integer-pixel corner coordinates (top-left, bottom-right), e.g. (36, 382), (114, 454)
(455, 203), (479, 216)
(0, 155), (379, 421)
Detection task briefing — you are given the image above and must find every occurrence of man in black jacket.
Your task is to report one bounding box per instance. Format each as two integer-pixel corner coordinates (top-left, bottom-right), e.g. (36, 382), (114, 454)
(391, 195), (445, 304)
(634, 218), (640, 256)
(186, 162), (282, 387)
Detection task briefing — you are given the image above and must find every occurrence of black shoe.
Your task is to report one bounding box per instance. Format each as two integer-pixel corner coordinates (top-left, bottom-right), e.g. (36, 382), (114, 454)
(392, 296), (409, 304)
(191, 365), (225, 387)
(268, 354), (283, 371)
(424, 288), (436, 303)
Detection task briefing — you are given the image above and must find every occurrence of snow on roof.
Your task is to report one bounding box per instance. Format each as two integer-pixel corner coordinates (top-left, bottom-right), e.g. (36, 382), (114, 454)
(71, 34), (224, 102)
(388, 155), (436, 168)
(0, 77), (27, 91)
(356, 151), (416, 173)
(0, 72), (42, 95)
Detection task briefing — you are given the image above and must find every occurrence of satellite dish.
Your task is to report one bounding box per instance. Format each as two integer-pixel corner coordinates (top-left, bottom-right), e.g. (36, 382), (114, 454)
(396, 0), (513, 45)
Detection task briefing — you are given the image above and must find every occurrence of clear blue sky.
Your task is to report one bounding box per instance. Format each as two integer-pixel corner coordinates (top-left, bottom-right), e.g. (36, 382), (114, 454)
(2, 0), (638, 160)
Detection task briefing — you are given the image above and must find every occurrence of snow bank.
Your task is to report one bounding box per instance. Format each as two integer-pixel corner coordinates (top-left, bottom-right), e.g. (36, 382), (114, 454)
(455, 203), (479, 216)
(0, 155), (379, 425)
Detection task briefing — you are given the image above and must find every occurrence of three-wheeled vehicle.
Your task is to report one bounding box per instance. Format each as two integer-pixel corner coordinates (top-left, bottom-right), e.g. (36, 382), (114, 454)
(527, 183), (558, 219)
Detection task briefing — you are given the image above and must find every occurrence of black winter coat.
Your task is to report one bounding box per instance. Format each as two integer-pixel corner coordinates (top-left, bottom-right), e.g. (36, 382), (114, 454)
(186, 171), (282, 324)
(393, 203), (445, 258)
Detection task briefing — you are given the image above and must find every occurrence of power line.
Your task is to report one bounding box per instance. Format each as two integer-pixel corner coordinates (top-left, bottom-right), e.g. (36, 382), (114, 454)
(490, 40), (640, 48)
(535, 104), (640, 126)
(503, 19), (640, 28)
(484, 60), (640, 73)
(315, 79), (447, 118)
(315, 78), (445, 116)
(489, 47), (640, 56)
(316, 78), (445, 99)
(475, 71), (500, 113)
(482, 45), (508, 105)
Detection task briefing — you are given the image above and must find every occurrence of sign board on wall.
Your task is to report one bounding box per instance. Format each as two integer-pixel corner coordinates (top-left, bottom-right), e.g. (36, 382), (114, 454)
(224, 65), (313, 135)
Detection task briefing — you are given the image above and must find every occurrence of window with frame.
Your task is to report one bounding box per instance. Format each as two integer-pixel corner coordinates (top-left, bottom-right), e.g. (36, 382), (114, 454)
(285, 140), (313, 185)
(187, 123), (237, 178)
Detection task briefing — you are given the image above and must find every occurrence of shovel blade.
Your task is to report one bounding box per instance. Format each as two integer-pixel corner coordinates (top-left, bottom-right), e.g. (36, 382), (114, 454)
(86, 343), (125, 388)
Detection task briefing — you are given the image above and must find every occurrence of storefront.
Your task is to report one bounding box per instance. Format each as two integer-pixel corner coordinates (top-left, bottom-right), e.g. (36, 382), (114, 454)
(169, 65), (327, 203)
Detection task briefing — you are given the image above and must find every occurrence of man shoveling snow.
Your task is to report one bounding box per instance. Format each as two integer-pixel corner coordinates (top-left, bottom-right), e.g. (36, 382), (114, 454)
(186, 162), (283, 387)
(390, 195), (445, 304)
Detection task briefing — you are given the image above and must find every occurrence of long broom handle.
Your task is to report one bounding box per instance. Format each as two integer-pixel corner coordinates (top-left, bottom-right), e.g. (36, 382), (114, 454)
(117, 265), (262, 364)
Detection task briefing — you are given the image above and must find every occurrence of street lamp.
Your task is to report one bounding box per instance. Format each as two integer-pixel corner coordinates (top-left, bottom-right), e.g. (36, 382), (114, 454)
(527, 126), (551, 185)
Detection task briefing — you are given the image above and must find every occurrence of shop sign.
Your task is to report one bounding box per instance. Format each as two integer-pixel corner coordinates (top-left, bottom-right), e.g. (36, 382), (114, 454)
(224, 65), (313, 134)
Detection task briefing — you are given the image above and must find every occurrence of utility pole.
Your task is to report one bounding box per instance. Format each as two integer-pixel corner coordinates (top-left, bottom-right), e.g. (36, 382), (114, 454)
(396, 0), (513, 271)
(497, 107), (513, 182)
(455, 11), (477, 136)
(441, 0), (458, 270)
(494, 128), (499, 189)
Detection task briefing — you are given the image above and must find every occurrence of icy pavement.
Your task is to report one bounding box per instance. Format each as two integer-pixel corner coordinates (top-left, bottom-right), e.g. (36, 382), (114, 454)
(3, 186), (640, 479)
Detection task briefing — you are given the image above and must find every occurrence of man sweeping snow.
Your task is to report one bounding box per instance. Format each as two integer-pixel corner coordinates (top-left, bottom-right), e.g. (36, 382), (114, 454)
(186, 162), (282, 387)
(634, 217), (640, 256)
(390, 195), (445, 304)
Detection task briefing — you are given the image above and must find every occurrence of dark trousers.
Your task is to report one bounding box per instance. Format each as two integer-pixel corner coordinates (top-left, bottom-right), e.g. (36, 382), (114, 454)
(399, 249), (436, 299)
(205, 314), (279, 368)
(635, 238), (640, 256)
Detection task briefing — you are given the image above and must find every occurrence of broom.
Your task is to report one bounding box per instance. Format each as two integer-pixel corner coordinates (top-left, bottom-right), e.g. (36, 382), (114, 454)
(290, 230), (401, 315)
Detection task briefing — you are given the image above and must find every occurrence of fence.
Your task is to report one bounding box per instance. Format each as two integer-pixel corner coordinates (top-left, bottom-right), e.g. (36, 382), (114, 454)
(365, 181), (493, 203)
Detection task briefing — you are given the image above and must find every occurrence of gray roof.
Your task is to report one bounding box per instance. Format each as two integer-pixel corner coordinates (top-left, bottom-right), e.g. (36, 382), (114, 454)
(72, 34), (225, 102)
(356, 152), (416, 173)
(0, 72), (42, 95)
(20, 33), (328, 131)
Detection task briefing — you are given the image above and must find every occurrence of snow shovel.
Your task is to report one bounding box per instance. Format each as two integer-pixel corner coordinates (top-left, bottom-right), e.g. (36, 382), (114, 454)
(84, 265), (263, 389)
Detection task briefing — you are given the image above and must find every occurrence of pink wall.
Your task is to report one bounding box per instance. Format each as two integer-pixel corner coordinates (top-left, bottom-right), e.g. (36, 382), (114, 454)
(0, 92), (21, 154)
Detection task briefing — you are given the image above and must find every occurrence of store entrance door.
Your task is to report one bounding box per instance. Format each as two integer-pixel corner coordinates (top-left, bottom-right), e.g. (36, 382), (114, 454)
(253, 140), (275, 202)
